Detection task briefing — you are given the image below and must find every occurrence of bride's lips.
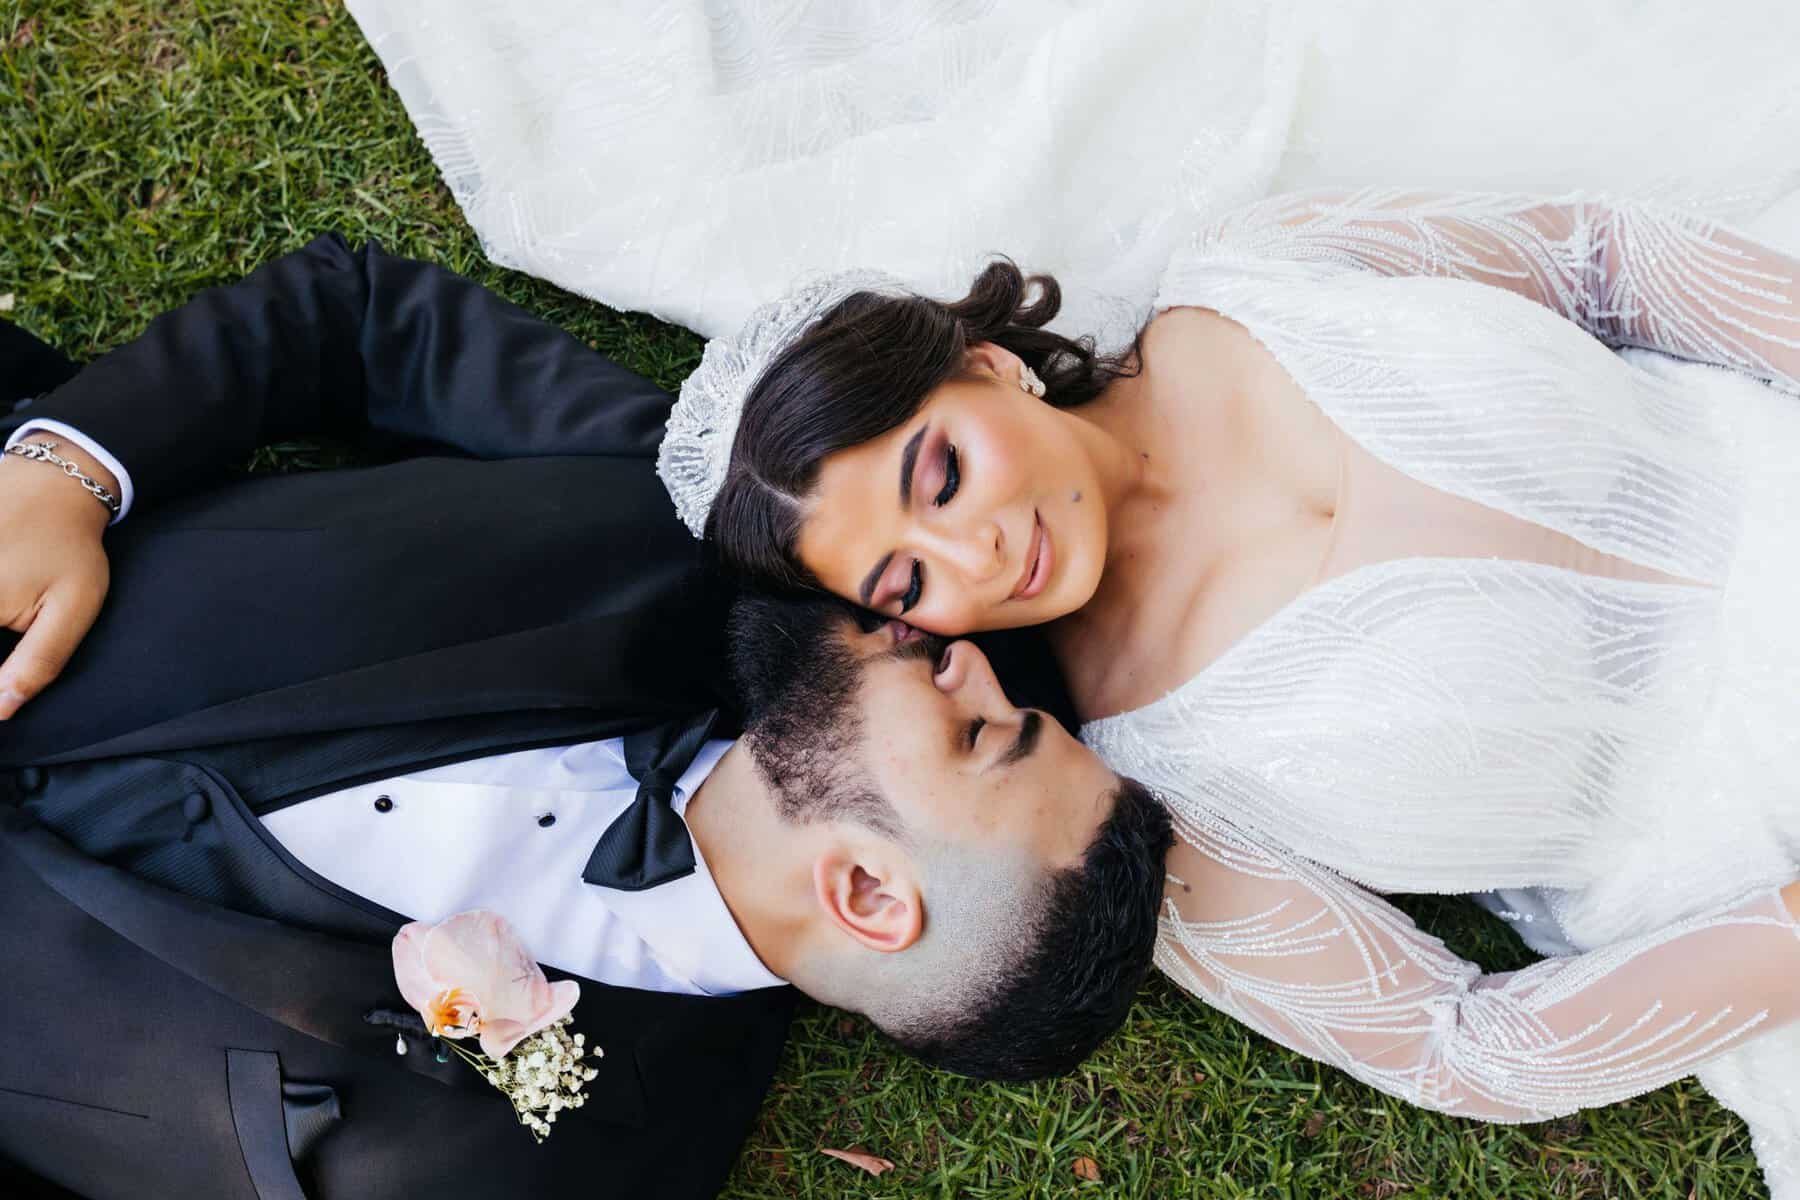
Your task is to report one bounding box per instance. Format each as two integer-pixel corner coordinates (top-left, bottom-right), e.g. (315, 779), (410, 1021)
(1010, 511), (1052, 601)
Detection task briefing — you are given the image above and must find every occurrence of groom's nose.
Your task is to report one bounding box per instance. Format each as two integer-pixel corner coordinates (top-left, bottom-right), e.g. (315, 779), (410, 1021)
(931, 640), (1007, 708)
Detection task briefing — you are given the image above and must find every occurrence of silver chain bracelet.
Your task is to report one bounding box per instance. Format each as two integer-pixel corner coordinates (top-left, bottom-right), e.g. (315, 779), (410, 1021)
(3, 440), (123, 516)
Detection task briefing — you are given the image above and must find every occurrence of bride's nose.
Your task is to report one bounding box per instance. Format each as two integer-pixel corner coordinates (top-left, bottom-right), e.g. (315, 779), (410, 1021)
(925, 517), (1006, 587)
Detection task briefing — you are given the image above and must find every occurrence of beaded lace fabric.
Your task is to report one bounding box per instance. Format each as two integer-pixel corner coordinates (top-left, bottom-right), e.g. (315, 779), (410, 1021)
(1081, 192), (1800, 1191)
(658, 270), (911, 537)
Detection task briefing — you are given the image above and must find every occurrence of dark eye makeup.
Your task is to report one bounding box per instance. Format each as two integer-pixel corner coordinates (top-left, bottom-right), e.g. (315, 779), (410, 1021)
(933, 445), (960, 507)
(883, 441), (958, 613)
(899, 561), (922, 613)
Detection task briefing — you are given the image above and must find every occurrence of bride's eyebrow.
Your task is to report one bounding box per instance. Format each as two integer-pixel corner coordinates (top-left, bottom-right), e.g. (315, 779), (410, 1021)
(898, 424), (928, 507)
(860, 424), (929, 605)
(859, 552), (894, 607)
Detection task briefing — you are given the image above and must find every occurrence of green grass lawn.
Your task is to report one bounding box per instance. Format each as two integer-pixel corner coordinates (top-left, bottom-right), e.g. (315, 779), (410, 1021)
(0, 3), (1768, 1196)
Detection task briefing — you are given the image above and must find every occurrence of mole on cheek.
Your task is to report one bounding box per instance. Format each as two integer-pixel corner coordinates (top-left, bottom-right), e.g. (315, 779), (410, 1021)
(1071, 490), (1082, 503)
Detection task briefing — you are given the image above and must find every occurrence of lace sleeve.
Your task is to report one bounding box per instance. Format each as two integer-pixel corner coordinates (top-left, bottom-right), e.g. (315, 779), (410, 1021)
(1190, 190), (1800, 395)
(1159, 814), (1800, 1123)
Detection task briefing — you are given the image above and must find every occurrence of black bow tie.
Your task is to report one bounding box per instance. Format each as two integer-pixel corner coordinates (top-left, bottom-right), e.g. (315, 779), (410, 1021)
(582, 709), (720, 891)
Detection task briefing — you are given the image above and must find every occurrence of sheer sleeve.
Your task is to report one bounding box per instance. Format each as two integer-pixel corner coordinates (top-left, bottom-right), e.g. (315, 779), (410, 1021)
(1158, 813), (1800, 1123)
(1186, 190), (1800, 396)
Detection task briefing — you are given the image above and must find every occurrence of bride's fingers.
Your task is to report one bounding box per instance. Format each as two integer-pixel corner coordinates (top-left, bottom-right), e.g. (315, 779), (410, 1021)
(0, 582), (106, 720)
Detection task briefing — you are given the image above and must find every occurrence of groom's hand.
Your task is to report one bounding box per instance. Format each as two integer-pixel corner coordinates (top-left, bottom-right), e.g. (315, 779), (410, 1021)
(0, 432), (114, 719)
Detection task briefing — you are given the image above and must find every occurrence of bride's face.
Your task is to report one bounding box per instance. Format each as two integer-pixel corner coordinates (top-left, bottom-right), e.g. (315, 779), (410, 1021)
(796, 350), (1109, 635)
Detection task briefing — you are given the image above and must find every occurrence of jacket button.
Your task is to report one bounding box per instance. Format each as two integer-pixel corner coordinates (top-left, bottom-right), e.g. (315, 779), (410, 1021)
(537, 813), (557, 828)
(373, 795), (394, 813)
(181, 791), (210, 823)
(16, 768), (46, 794)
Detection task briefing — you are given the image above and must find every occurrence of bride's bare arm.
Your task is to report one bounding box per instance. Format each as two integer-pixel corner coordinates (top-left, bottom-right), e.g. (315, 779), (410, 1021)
(1189, 190), (1800, 393)
(1158, 815), (1800, 1123)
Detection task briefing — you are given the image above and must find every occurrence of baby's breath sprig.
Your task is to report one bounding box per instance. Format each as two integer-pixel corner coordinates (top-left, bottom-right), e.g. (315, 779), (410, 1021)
(438, 1017), (602, 1142)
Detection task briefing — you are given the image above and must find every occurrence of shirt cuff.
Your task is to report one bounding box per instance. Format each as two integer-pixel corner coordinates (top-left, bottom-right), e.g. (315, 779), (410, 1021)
(5, 419), (134, 523)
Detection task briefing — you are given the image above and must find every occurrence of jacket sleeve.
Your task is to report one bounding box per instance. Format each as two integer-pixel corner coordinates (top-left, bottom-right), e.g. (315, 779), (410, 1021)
(1158, 814), (1800, 1122)
(1, 234), (679, 508)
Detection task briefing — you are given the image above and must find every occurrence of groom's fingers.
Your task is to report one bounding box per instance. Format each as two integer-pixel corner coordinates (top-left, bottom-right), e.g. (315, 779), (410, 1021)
(0, 583), (105, 720)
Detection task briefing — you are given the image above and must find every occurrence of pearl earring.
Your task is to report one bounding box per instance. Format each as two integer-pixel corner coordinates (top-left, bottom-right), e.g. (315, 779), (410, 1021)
(1018, 364), (1047, 398)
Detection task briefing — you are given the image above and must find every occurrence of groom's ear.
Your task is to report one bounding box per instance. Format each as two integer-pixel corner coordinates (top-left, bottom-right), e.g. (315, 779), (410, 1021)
(812, 847), (923, 955)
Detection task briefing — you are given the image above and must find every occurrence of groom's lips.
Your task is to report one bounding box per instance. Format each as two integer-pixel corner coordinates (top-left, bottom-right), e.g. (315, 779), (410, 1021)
(1010, 511), (1051, 601)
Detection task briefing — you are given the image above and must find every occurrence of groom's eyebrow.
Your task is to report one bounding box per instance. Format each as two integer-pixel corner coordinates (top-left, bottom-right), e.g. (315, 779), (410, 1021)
(998, 710), (1043, 768)
(897, 424), (927, 508)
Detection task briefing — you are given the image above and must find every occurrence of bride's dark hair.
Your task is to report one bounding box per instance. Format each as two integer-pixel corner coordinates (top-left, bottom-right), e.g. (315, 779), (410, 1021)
(708, 259), (1141, 590)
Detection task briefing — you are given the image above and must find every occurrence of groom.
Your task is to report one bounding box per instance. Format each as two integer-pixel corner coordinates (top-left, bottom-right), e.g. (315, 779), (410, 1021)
(0, 239), (1170, 1199)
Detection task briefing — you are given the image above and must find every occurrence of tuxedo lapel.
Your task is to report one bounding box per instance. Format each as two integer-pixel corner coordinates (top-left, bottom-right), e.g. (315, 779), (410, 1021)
(28, 615), (711, 770)
(185, 706), (651, 814)
(0, 802), (651, 1127)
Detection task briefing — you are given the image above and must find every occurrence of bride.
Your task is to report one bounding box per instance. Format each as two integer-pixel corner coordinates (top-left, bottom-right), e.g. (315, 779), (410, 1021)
(658, 191), (1800, 1194)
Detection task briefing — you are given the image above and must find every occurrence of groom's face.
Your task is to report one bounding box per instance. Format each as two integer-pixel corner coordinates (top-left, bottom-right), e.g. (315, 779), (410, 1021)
(841, 622), (1118, 867)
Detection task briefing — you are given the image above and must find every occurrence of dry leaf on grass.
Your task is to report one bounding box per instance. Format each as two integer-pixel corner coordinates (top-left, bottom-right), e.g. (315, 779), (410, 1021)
(0, 294), (14, 313)
(1072, 1156), (1102, 1182)
(821, 1147), (895, 1177)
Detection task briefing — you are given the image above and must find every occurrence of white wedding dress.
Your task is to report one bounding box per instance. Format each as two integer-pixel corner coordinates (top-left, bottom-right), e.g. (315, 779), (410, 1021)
(344, 0), (1800, 347)
(1080, 191), (1800, 1195)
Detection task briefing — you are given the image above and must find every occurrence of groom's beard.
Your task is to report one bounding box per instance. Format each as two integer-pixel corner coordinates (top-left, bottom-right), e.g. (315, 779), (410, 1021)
(879, 628), (951, 669)
(735, 612), (904, 836)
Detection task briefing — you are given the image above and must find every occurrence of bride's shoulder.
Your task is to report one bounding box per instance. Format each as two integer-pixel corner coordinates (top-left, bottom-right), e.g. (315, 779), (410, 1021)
(1131, 305), (1266, 399)
(1141, 304), (1231, 347)
(1140, 306), (1256, 363)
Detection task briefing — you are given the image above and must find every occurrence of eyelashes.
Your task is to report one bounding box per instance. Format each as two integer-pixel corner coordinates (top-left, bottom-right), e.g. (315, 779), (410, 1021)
(899, 561), (922, 612)
(897, 444), (960, 613)
(965, 716), (986, 751)
(933, 445), (960, 507)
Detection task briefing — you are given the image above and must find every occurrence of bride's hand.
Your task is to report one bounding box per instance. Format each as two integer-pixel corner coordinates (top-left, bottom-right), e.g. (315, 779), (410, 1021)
(0, 434), (114, 719)
(1782, 881), (1800, 922)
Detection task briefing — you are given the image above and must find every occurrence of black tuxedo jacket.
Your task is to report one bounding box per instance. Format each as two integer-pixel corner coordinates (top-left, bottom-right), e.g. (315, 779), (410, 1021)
(0, 238), (795, 1199)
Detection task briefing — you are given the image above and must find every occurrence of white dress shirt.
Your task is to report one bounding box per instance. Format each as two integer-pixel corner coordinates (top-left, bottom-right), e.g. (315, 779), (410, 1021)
(5, 420), (135, 523)
(263, 734), (785, 998)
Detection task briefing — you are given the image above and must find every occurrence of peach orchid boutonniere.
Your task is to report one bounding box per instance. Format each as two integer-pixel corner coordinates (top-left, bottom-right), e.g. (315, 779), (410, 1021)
(392, 910), (601, 1141)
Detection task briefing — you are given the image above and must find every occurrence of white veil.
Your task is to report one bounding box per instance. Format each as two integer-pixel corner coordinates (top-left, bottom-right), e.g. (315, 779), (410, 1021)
(345, 0), (1800, 343)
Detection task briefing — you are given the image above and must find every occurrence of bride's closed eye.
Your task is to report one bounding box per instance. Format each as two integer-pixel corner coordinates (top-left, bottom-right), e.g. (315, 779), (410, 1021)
(864, 439), (960, 614)
(933, 445), (960, 507)
(892, 445), (960, 613)
(899, 561), (923, 613)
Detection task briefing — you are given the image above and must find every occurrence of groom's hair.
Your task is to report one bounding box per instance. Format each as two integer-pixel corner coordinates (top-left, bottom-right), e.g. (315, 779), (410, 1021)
(727, 592), (1173, 1081)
